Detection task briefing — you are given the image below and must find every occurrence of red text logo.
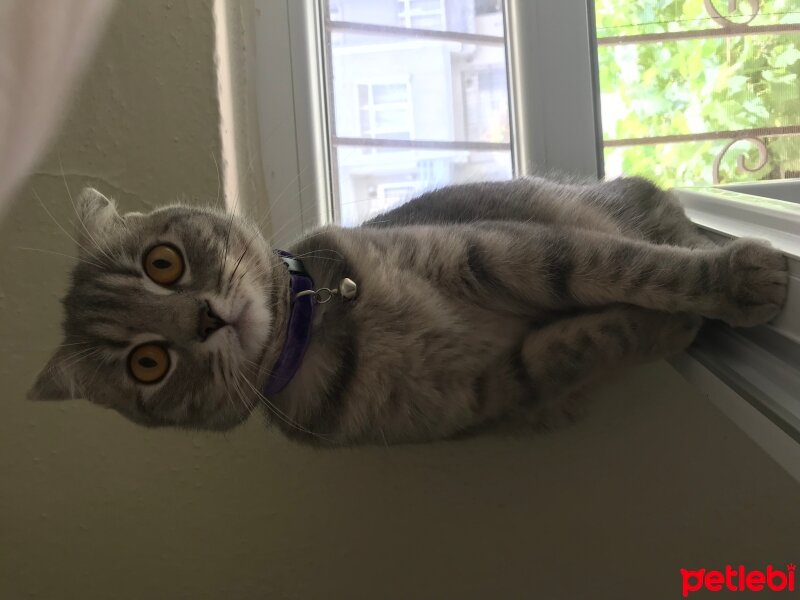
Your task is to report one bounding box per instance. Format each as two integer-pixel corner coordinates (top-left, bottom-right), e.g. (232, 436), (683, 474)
(681, 564), (796, 597)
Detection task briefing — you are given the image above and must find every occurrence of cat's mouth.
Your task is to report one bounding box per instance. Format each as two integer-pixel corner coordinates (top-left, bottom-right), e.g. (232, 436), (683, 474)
(209, 282), (272, 364)
(229, 300), (251, 336)
(227, 299), (266, 360)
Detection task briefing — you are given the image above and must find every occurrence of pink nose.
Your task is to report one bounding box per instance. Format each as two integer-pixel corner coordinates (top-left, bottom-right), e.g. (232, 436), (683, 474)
(198, 301), (227, 341)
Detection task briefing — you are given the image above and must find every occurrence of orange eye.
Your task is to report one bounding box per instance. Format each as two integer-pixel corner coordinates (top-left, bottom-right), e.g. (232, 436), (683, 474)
(143, 244), (184, 285)
(128, 343), (170, 384)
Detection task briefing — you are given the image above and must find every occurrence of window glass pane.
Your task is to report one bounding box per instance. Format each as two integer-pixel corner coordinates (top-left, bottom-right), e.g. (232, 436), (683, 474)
(594, 1), (800, 186)
(407, 0), (443, 12)
(324, 0), (512, 225)
(335, 146), (512, 225)
(373, 109), (408, 130)
(371, 83), (409, 104)
(357, 84), (369, 105)
(409, 15), (446, 30)
(464, 68), (509, 142)
(329, 37), (509, 143)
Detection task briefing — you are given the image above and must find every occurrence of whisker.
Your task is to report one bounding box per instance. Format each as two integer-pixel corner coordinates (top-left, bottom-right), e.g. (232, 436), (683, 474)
(227, 240), (252, 289)
(60, 347), (102, 370)
(231, 372), (256, 414)
(266, 179), (320, 241)
(211, 151), (222, 208)
(240, 357), (275, 380)
(255, 162), (315, 230)
(217, 212), (236, 291)
(15, 247), (106, 269)
(240, 376), (334, 443)
(59, 156), (116, 263)
(32, 188), (106, 264)
(291, 250), (343, 263)
(57, 340), (93, 348)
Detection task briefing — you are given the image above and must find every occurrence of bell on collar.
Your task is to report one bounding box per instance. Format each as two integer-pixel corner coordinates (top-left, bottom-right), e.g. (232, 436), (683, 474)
(339, 277), (357, 300)
(295, 276), (358, 304)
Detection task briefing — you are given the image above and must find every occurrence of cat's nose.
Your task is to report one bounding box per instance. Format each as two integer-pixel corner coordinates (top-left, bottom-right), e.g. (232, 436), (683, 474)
(198, 301), (227, 341)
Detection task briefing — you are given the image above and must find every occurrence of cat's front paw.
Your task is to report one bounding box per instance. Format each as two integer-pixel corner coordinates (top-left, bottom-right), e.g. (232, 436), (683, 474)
(712, 239), (789, 327)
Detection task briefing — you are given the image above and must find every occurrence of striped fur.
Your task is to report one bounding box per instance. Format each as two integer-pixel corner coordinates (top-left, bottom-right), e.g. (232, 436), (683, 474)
(29, 177), (789, 445)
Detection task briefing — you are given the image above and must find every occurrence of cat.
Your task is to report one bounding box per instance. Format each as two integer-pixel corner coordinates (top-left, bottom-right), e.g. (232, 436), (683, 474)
(29, 176), (789, 445)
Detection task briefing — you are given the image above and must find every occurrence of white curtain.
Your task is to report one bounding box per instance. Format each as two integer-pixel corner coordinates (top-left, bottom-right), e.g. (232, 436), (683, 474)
(0, 0), (114, 218)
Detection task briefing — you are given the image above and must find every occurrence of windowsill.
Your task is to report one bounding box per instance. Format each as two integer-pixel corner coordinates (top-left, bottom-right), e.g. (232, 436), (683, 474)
(675, 183), (800, 344)
(671, 183), (800, 480)
(677, 183), (800, 260)
(670, 350), (800, 483)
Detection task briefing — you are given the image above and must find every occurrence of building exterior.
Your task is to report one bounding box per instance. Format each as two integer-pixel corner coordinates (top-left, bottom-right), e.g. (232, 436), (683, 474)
(328, 0), (512, 224)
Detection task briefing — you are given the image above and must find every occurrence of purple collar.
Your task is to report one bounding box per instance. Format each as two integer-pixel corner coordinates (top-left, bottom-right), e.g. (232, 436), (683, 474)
(262, 250), (314, 396)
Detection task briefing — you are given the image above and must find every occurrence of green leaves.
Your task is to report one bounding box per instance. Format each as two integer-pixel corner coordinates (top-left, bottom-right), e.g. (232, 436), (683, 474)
(596, 0), (800, 185)
(773, 46), (800, 68)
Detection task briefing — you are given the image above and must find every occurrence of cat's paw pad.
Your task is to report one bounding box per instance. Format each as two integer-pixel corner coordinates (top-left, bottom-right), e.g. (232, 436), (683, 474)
(718, 239), (789, 327)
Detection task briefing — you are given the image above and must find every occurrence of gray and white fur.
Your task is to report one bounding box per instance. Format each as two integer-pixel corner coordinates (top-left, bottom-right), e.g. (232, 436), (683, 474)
(29, 176), (790, 445)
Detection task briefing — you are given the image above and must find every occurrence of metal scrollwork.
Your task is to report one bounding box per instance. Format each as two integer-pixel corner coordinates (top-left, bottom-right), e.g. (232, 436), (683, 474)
(712, 137), (769, 183)
(703, 0), (761, 28)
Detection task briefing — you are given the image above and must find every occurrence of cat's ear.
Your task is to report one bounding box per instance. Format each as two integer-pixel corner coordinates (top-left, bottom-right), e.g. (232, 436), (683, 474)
(76, 187), (123, 250)
(27, 348), (81, 401)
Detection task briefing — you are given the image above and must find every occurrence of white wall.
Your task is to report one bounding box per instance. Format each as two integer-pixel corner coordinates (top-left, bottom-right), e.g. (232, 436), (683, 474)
(1, 2), (798, 599)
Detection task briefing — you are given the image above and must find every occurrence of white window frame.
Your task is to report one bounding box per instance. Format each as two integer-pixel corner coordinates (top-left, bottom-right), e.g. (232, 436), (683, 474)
(253, 0), (601, 241)
(670, 182), (800, 482)
(252, 0), (800, 478)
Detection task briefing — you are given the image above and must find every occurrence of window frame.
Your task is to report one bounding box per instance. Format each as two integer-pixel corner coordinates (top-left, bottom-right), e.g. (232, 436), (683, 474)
(671, 182), (800, 480)
(253, 0), (602, 240)
(253, 0), (334, 245)
(252, 0), (800, 478)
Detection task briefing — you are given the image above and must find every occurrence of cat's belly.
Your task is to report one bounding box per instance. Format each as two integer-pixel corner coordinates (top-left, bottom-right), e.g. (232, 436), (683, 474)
(272, 247), (535, 444)
(335, 306), (530, 443)
(273, 298), (531, 445)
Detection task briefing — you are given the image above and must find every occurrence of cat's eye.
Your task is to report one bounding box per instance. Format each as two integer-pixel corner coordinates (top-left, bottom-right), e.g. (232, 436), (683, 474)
(128, 343), (170, 384)
(143, 244), (184, 285)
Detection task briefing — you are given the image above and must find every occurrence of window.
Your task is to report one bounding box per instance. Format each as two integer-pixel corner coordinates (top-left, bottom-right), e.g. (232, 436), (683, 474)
(323, 0), (519, 225)
(254, 0), (797, 235)
(254, 1), (600, 235)
(252, 0), (800, 474)
(594, 0), (800, 187)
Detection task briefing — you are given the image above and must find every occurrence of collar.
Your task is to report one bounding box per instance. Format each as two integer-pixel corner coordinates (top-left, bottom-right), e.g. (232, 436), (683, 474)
(262, 250), (315, 396)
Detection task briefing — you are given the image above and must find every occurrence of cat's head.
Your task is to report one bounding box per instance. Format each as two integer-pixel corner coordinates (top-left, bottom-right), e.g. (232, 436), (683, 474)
(29, 188), (287, 430)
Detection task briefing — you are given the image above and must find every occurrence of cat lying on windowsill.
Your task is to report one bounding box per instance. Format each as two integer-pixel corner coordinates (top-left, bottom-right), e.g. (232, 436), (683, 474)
(29, 176), (789, 445)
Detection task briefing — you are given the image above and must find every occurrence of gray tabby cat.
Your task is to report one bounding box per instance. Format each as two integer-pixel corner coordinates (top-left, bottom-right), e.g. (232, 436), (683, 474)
(29, 176), (789, 445)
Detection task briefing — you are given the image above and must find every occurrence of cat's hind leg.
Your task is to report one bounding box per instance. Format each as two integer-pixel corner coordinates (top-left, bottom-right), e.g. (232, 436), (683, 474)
(519, 304), (702, 427)
(590, 177), (718, 249)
